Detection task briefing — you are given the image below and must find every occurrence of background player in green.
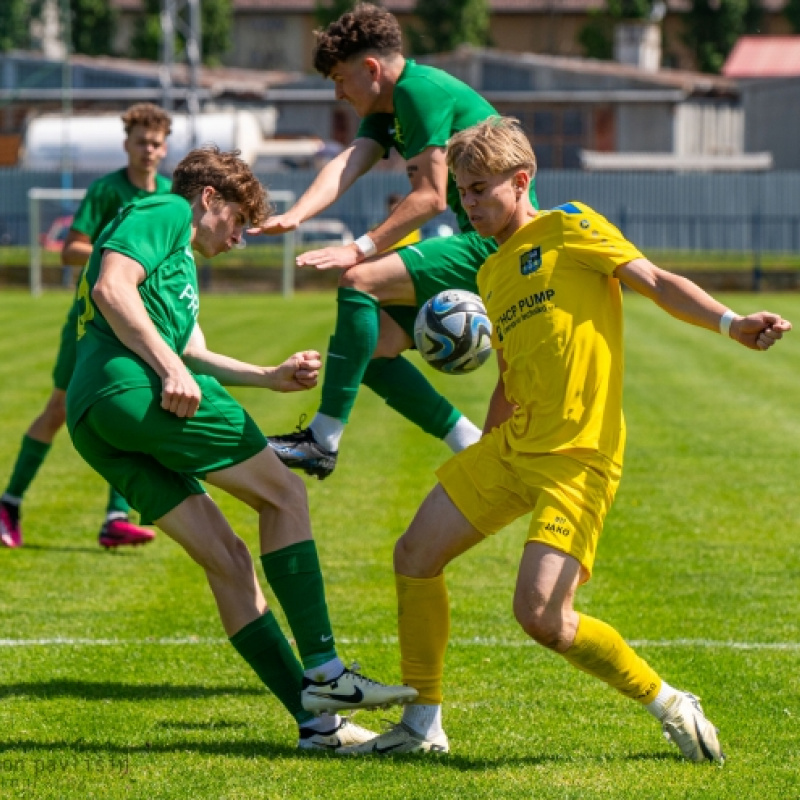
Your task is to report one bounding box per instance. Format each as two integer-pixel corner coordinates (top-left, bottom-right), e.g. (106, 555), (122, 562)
(66, 145), (416, 749)
(254, 3), (538, 480)
(0, 103), (172, 549)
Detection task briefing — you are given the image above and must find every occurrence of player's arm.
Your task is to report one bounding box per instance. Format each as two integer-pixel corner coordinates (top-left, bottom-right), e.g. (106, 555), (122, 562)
(249, 138), (384, 237)
(92, 251), (201, 417)
(616, 257), (792, 351)
(296, 145), (449, 270)
(181, 324), (321, 393)
(366, 145), (449, 252)
(61, 229), (93, 266)
(483, 349), (515, 434)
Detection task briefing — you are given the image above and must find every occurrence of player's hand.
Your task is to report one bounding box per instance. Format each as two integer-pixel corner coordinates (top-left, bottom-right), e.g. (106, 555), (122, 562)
(248, 212), (302, 237)
(266, 350), (322, 392)
(296, 243), (363, 270)
(730, 312), (792, 351)
(161, 365), (202, 417)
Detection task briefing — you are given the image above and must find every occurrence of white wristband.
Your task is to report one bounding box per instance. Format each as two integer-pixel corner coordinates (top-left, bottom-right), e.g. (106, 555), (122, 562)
(354, 234), (377, 258)
(719, 309), (736, 338)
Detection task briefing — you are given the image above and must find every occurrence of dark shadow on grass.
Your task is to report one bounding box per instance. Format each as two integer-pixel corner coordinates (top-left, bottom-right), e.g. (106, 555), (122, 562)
(14, 543), (147, 555)
(155, 720), (249, 730)
(0, 680), (264, 701)
(0, 738), (682, 768)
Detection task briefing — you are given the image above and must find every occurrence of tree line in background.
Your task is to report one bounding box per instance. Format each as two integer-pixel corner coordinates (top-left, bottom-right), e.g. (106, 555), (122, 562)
(1, 0), (799, 75)
(0, 0), (232, 65)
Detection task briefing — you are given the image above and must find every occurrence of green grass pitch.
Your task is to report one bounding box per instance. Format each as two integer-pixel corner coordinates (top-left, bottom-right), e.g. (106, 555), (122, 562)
(0, 290), (798, 799)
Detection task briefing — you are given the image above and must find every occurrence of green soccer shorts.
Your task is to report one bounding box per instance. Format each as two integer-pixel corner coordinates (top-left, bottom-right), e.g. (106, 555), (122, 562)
(52, 300), (81, 391)
(385, 230), (497, 339)
(70, 375), (266, 523)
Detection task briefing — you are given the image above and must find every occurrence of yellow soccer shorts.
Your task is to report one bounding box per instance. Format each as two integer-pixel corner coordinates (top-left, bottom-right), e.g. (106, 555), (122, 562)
(435, 427), (622, 579)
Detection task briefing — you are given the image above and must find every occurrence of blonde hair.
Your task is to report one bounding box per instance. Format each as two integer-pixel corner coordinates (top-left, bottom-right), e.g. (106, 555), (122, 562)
(446, 117), (536, 179)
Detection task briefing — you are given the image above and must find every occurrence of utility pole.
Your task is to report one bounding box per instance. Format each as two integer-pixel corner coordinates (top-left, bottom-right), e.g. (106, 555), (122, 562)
(160, 0), (202, 147)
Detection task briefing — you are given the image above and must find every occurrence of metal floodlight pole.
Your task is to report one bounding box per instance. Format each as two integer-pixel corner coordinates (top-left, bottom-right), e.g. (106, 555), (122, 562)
(161, 0), (202, 145)
(185, 0), (202, 148)
(60, 0), (73, 194)
(160, 0), (176, 111)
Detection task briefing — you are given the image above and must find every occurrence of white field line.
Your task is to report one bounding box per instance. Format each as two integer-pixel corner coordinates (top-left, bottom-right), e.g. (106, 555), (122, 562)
(0, 636), (799, 651)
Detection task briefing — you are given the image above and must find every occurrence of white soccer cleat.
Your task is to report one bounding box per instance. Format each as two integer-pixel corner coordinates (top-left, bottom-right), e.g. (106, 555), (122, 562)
(301, 665), (418, 714)
(661, 691), (725, 764)
(297, 718), (379, 751)
(338, 722), (449, 755)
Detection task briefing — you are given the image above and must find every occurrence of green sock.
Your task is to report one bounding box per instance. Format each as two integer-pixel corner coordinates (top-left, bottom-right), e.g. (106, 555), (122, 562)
(318, 288), (380, 423)
(363, 356), (461, 439)
(4, 435), (51, 498)
(261, 541), (337, 670)
(105, 485), (130, 516)
(229, 612), (312, 724)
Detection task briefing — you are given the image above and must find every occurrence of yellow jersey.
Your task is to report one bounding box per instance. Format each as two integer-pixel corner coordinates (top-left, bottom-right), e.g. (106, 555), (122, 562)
(385, 229), (422, 251)
(478, 202), (643, 466)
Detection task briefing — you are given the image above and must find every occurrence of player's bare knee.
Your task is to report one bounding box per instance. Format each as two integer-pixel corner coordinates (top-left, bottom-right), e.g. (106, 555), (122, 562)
(514, 602), (565, 650)
(393, 534), (439, 577)
(204, 534), (253, 582)
(339, 265), (373, 293)
(268, 467), (307, 512)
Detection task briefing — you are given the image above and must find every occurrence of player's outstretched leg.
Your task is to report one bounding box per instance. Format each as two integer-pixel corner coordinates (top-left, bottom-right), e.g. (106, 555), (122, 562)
(208, 448), (418, 716)
(267, 286), (379, 479)
(98, 486), (156, 548)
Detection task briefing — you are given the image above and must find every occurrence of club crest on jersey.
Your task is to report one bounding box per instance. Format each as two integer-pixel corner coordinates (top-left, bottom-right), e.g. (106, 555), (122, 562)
(520, 247), (542, 276)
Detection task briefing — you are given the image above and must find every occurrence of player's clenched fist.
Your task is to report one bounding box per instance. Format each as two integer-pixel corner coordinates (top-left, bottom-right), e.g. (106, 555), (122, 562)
(161, 366), (202, 417)
(266, 350), (322, 393)
(730, 312), (792, 351)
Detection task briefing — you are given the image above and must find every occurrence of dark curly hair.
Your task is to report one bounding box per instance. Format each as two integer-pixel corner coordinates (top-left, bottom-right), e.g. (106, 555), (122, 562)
(121, 103), (172, 136)
(172, 146), (271, 226)
(313, 3), (402, 77)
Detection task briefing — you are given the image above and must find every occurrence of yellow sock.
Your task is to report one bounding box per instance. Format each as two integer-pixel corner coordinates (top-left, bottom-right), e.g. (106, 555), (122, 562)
(396, 573), (450, 705)
(562, 613), (662, 704)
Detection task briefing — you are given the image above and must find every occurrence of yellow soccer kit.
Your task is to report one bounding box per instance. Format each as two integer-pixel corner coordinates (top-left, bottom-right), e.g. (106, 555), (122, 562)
(437, 202), (644, 575)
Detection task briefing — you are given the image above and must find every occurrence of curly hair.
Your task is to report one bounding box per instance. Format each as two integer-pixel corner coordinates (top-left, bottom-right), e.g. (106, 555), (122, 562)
(446, 117), (537, 179)
(313, 3), (402, 77)
(172, 146), (272, 226)
(121, 103), (172, 136)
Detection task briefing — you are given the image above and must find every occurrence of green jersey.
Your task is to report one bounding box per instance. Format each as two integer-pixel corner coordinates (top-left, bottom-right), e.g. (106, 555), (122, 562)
(66, 194), (200, 431)
(356, 60), (538, 233)
(72, 168), (172, 242)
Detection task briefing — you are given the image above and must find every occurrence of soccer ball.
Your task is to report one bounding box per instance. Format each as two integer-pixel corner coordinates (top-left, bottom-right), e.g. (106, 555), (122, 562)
(413, 290), (493, 375)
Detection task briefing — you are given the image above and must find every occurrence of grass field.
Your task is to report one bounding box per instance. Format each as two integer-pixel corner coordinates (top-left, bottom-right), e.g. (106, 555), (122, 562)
(0, 290), (798, 799)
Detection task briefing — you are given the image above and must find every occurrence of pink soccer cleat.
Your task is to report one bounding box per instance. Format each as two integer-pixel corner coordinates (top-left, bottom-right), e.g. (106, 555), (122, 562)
(99, 518), (156, 549)
(0, 502), (22, 548)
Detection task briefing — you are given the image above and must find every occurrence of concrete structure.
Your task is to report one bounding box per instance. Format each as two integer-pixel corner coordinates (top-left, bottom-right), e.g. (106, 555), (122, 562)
(723, 37), (800, 170)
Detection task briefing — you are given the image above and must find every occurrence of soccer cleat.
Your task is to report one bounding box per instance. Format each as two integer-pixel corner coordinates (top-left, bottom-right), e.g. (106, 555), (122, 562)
(99, 518), (156, 549)
(0, 502), (22, 548)
(338, 722), (449, 756)
(267, 424), (337, 480)
(297, 717), (378, 751)
(661, 691), (725, 764)
(301, 666), (418, 714)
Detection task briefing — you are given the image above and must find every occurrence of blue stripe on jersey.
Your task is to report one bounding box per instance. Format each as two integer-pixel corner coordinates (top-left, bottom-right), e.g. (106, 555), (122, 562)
(552, 202), (582, 214)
